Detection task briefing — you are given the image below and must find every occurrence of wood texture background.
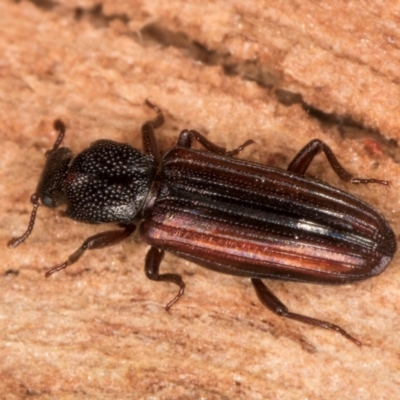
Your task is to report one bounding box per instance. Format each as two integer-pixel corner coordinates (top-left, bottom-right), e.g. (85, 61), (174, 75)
(1, 1), (400, 399)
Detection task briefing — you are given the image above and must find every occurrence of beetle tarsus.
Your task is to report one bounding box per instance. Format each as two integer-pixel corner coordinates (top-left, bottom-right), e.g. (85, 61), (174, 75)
(145, 246), (186, 310)
(225, 139), (255, 157)
(45, 261), (69, 278)
(165, 285), (186, 311)
(251, 278), (362, 346)
(351, 177), (389, 185)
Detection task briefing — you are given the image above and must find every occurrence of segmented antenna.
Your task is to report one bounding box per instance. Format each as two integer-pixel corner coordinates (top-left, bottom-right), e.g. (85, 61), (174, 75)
(8, 120), (66, 248)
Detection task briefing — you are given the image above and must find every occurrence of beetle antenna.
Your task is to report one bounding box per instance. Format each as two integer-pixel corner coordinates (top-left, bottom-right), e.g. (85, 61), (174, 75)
(45, 119), (66, 157)
(8, 120), (66, 248)
(8, 194), (40, 248)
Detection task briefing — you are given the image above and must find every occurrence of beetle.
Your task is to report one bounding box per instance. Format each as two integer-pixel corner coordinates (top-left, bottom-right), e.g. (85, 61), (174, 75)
(9, 101), (396, 345)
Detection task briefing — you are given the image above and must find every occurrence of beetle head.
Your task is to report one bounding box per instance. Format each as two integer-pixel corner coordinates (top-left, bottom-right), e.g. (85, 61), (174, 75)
(8, 119), (69, 248)
(36, 146), (72, 208)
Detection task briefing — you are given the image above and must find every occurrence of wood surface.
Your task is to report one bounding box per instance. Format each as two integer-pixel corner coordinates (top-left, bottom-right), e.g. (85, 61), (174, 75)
(1, 1), (399, 399)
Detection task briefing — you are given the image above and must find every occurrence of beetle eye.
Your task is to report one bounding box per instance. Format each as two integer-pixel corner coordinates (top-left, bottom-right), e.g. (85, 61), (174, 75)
(41, 195), (56, 208)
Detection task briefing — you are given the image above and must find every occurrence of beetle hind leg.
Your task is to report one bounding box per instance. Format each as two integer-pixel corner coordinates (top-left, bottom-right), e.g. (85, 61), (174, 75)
(251, 278), (361, 346)
(145, 246), (186, 311)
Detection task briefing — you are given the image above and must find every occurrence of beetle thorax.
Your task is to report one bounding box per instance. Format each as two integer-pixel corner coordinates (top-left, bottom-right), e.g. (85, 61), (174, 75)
(38, 140), (156, 224)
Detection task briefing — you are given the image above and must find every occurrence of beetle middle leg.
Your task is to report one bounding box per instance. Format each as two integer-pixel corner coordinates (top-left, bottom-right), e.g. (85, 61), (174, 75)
(145, 246), (185, 311)
(251, 278), (361, 346)
(177, 129), (254, 157)
(45, 225), (136, 277)
(288, 139), (388, 185)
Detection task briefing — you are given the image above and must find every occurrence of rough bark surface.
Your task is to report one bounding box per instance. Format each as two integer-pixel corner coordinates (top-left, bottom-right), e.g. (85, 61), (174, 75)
(1, 1), (399, 399)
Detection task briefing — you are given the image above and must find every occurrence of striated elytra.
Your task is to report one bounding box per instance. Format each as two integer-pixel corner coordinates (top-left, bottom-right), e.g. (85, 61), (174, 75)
(9, 101), (396, 345)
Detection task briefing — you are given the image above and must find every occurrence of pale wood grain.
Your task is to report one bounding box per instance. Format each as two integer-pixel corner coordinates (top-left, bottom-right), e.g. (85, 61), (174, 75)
(1, 1), (399, 399)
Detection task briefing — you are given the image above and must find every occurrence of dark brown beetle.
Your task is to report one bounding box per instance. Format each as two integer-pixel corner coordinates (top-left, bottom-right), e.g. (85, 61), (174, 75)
(9, 101), (396, 345)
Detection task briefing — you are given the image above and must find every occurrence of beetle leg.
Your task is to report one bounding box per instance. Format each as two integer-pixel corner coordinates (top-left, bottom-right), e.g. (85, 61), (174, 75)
(145, 246), (186, 311)
(178, 129), (254, 157)
(46, 119), (66, 156)
(44, 225), (136, 277)
(251, 278), (361, 346)
(288, 139), (388, 185)
(225, 139), (255, 157)
(142, 100), (164, 166)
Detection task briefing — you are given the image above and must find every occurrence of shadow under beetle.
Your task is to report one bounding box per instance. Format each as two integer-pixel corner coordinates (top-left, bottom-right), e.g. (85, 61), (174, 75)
(9, 101), (397, 346)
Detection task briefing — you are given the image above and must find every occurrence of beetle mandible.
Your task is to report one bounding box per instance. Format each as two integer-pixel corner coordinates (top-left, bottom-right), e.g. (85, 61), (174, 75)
(9, 101), (397, 346)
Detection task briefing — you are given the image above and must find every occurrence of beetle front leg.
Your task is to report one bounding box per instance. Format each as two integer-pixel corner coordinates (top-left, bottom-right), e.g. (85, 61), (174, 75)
(145, 246), (186, 311)
(251, 278), (361, 346)
(288, 139), (388, 185)
(177, 129), (254, 157)
(45, 225), (136, 277)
